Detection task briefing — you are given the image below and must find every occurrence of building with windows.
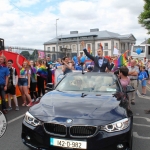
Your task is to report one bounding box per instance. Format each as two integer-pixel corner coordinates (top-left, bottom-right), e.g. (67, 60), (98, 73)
(44, 29), (136, 60)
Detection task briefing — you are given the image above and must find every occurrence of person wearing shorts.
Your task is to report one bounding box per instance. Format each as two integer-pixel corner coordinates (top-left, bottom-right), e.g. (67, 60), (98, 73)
(16, 55), (32, 107)
(6, 60), (19, 111)
(139, 66), (148, 96)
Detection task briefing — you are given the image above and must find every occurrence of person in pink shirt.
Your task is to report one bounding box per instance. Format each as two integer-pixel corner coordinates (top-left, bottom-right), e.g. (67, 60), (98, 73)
(118, 67), (130, 89)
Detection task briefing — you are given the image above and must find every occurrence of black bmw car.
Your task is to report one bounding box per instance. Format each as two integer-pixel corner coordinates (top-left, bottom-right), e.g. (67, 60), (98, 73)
(22, 72), (134, 150)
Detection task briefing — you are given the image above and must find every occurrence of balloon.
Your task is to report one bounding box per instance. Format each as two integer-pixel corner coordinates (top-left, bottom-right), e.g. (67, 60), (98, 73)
(136, 48), (142, 55)
(138, 75), (143, 80)
(73, 56), (78, 64)
(80, 56), (86, 63)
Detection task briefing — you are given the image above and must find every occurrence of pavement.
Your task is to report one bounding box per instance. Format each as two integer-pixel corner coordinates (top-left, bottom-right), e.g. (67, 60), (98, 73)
(0, 83), (150, 150)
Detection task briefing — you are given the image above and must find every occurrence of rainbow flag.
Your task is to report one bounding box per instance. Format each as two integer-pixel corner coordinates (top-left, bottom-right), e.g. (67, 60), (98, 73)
(37, 65), (48, 79)
(113, 53), (128, 68)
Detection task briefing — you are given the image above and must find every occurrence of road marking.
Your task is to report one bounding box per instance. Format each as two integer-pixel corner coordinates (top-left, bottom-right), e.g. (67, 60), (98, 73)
(134, 116), (150, 122)
(146, 84), (150, 91)
(137, 90), (150, 100)
(133, 123), (150, 128)
(7, 114), (25, 124)
(133, 132), (150, 140)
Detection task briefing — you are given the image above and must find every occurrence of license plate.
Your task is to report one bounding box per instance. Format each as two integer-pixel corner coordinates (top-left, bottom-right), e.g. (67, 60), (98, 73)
(50, 138), (87, 149)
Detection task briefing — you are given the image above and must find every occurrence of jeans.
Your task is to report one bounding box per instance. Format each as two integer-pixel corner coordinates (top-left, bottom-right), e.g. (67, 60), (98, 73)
(0, 85), (7, 110)
(37, 76), (45, 97)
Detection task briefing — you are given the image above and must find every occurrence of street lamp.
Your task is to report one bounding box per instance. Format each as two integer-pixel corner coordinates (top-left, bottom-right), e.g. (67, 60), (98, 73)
(56, 18), (59, 52)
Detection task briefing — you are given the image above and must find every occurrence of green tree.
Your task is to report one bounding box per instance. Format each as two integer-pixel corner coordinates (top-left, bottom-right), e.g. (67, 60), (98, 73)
(138, 0), (150, 43)
(30, 49), (38, 60)
(20, 51), (30, 60)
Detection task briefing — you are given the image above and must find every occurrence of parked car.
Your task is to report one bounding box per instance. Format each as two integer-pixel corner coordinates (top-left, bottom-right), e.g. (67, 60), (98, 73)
(22, 72), (134, 150)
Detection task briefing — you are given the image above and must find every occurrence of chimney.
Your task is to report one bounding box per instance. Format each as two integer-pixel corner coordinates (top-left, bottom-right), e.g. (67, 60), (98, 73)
(90, 28), (99, 32)
(70, 31), (78, 34)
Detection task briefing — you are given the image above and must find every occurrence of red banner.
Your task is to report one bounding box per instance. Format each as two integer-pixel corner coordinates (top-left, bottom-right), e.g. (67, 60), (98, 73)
(0, 50), (26, 103)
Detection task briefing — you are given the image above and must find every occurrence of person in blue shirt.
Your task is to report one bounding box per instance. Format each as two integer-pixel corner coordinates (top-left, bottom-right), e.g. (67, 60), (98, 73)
(139, 66), (148, 96)
(0, 55), (9, 114)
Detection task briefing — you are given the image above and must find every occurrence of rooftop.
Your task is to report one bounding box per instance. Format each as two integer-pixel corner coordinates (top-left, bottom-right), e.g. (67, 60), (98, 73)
(44, 30), (136, 45)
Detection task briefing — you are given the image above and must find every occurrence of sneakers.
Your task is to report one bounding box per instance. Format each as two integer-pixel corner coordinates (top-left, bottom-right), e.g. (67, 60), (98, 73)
(7, 106), (12, 111)
(15, 106), (19, 111)
(26, 102), (33, 107)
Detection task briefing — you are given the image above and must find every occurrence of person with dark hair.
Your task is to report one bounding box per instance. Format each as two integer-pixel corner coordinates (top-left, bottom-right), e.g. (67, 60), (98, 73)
(118, 67), (130, 89)
(37, 59), (48, 97)
(6, 59), (19, 111)
(81, 41), (114, 72)
(29, 60), (38, 101)
(62, 56), (73, 75)
(0, 55), (9, 114)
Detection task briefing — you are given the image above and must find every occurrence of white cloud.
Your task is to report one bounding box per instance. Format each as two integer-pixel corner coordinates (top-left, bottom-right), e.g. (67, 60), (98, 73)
(0, 0), (149, 50)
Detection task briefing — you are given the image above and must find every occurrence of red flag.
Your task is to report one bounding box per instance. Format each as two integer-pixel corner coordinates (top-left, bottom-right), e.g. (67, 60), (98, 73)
(0, 50), (26, 75)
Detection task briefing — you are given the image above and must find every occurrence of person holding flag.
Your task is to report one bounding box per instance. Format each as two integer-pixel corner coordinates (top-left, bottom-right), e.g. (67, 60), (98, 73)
(81, 41), (114, 72)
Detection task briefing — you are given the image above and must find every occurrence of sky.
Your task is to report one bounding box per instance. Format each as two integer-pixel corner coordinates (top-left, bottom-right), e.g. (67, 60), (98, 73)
(0, 0), (149, 50)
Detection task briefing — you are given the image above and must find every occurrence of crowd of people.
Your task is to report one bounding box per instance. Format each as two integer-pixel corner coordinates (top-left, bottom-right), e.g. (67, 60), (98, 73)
(0, 41), (150, 114)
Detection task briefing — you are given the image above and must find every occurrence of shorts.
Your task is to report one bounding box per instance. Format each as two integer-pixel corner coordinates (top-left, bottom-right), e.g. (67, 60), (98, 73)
(6, 85), (16, 95)
(18, 78), (28, 86)
(141, 80), (146, 86)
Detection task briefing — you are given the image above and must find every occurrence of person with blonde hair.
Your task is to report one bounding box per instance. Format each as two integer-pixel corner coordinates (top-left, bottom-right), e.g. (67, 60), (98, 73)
(16, 55), (32, 107)
(0, 55), (9, 114)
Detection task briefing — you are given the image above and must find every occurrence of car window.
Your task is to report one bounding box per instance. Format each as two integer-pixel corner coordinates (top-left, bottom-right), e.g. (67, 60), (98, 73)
(55, 74), (120, 93)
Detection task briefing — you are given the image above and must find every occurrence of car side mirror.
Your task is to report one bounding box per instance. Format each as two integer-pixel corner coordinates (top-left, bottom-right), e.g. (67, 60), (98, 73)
(45, 83), (54, 91)
(126, 85), (135, 93)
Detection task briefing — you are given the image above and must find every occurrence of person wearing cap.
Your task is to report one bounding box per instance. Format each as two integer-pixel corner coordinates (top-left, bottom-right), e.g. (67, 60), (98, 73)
(81, 41), (114, 72)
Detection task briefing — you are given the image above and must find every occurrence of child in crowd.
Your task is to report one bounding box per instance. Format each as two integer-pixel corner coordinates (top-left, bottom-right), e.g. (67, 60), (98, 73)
(139, 66), (148, 96)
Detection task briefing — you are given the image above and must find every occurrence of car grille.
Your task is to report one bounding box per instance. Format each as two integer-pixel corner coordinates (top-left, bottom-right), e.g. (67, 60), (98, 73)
(70, 126), (97, 137)
(44, 123), (66, 136)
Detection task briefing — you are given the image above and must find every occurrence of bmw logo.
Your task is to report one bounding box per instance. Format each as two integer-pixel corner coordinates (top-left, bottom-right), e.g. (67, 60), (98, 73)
(66, 119), (73, 124)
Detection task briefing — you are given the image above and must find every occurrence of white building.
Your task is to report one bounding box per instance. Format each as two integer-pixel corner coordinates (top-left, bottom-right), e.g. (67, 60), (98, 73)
(44, 29), (136, 60)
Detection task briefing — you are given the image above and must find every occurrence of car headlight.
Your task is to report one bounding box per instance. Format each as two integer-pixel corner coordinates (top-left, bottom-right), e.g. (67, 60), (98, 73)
(24, 111), (41, 126)
(101, 118), (130, 132)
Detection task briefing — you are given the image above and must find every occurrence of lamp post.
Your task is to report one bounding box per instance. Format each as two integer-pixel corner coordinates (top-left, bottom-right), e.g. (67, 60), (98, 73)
(56, 18), (59, 52)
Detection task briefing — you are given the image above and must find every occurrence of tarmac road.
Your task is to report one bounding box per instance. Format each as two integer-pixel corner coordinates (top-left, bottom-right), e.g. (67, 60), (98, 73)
(0, 84), (150, 150)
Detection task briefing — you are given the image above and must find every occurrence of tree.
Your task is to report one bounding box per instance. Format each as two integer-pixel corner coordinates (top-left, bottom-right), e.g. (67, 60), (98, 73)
(138, 0), (150, 41)
(30, 49), (38, 60)
(20, 51), (30, 60)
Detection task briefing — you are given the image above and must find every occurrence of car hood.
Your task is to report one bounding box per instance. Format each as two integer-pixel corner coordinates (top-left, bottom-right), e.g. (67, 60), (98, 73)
(29, 91), (127, 125)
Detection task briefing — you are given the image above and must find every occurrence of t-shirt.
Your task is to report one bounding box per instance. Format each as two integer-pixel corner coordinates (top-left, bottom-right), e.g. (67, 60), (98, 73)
(139, 71), (148, 79)
(9, 67), (17, 84)
(0, 65), (10, 85)
(128, 66), (139, 80)
(120, 77), (130, 88)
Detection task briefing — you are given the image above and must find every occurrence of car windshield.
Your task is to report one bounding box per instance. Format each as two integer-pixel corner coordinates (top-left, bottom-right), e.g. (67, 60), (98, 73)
(55, 73), (120, 94)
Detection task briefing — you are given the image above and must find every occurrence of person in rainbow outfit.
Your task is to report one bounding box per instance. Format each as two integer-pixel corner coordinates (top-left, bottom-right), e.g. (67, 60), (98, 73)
(16, 55), (32, 107)
(36, 59), (48, 97)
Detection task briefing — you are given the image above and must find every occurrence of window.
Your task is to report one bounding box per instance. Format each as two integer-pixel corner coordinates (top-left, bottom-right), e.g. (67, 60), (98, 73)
(72, 45), (77, 52)
(54, 74), (119, 93)
(87, 44), (91, 49)
(59, 46), (62, 51)
(47, 47), (50, 51)
(104, 51), (108, 56)
(148, 46), (150, 55)
(116, 43), (118, 49)
(52, 47), (55, 52)
(133, 46), (145, 53)
(104, 43), (108, 50)
(97, 43), (100, 49)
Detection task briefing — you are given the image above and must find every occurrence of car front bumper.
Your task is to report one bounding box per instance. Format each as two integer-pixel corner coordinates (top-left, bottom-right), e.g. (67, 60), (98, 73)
(22, 120), (132, 150)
